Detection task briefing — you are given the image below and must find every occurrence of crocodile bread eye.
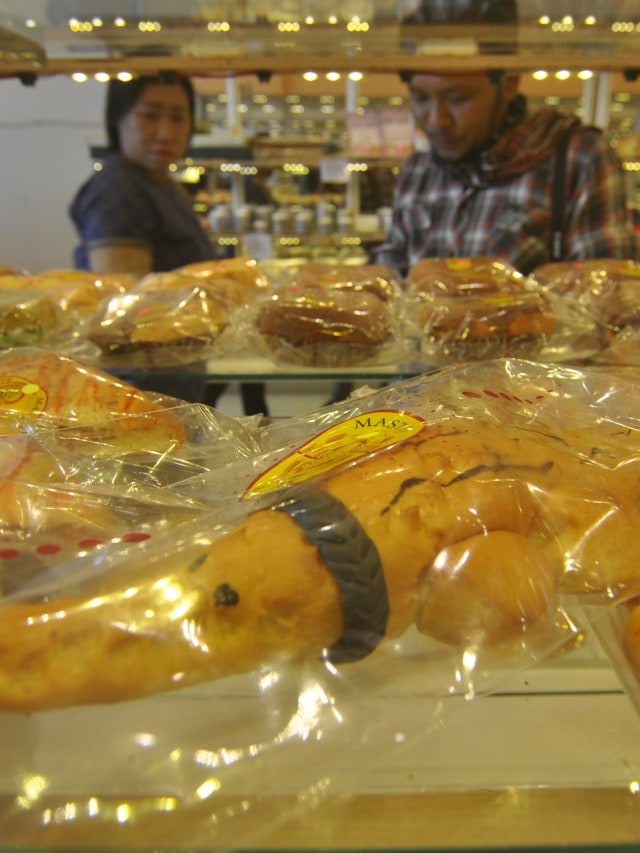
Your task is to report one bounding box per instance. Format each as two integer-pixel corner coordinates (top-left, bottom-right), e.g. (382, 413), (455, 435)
(214, 583), (240, 607)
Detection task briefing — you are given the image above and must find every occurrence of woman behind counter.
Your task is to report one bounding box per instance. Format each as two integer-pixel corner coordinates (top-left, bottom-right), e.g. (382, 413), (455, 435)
(70, 73), (212, 276)
(69, 73), (268, 414)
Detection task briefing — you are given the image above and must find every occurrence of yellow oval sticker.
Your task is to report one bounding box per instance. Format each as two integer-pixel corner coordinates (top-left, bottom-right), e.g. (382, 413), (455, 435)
(0, 376), (47, 415)
(245, 409), (425, 499)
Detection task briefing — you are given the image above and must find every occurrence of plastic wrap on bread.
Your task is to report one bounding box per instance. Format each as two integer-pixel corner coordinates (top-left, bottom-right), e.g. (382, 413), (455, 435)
(0, 287), (65, 348)
(4, 355), (640, 713)
(532, 260), (640, 367)
(88, 257), (271, 367)
(249, 261), (407, 367)
(3, 355), (640, 848)
(584, 595), (640, 719)
(408, 257), (605, 365)
(292, 261), (403, 302)
(0, 348), (267, 599)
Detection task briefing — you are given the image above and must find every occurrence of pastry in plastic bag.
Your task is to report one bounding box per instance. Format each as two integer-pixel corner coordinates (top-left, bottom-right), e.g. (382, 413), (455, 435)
(255, 285), (393, 367)
(0, 348), (186, 453)
(2, 360), (640, 710)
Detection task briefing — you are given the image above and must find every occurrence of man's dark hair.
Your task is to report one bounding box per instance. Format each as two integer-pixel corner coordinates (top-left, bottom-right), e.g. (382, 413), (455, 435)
(105, 74), (196, 152)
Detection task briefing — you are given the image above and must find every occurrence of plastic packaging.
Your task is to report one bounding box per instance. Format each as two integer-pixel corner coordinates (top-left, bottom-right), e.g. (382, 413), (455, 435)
(2, 353), (640, 847)
(407, 256), (606, 366)
(247, 261), (409, 367)
(88, 257), (271, 368)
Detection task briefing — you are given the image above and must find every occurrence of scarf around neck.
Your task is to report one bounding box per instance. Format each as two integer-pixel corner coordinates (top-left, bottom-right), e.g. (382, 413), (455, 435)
(445, 95), (583, 188)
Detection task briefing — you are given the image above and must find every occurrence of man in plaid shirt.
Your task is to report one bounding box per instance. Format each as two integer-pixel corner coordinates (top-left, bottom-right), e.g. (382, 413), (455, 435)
(375, 3), (638, 276)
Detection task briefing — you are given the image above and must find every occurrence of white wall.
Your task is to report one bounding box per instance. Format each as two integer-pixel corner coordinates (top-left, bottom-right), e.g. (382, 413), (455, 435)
(0, 75), (104, 273)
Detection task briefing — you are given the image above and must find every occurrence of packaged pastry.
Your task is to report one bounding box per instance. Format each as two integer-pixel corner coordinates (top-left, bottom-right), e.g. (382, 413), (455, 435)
(0, 347), (187, 453)
(175, 255), (271, 300)
(417, 289), (556, 363)
(2, 359), (640, 711)
(29, 268), (135, 315)
(88, 266), (247, 366)
(531, 259), (640, 331)
(255, 284), (394, 367)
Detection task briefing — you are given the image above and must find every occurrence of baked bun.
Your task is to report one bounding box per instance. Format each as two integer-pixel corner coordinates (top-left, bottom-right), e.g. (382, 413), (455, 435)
(407, 257), (527, 297)
(88, 265), (251, 365)
(0, 349), (186, 454)
(419, 290), (555, 364)
(176, 256), (270, 298)
(256, 285), (393, 367)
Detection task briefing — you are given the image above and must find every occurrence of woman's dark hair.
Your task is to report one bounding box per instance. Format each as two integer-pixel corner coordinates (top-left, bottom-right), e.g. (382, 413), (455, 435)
(105, 73), (196, 152)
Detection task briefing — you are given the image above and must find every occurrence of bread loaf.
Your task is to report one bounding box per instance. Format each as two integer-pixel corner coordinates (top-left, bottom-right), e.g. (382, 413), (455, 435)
(1, 404), (639, 710)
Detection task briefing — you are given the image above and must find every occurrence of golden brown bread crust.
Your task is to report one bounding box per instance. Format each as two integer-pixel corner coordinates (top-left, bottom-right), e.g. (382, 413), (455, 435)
(0, 510), (344, 710)
(1, 413), (640, 711)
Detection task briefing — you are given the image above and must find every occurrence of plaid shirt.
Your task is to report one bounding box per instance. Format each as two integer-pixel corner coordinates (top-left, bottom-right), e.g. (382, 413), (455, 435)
(374, 119), (639, 276)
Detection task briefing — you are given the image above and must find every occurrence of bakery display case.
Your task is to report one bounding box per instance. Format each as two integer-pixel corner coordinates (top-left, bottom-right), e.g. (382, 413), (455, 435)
(2, 3), (640, 852)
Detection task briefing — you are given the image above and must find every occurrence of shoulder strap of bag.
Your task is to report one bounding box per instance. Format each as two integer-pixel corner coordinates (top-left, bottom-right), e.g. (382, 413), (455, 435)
(550, 128), (572, 262)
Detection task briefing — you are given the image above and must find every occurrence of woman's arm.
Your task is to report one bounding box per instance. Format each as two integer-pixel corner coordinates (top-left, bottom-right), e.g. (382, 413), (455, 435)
(86, 241), (153, 278)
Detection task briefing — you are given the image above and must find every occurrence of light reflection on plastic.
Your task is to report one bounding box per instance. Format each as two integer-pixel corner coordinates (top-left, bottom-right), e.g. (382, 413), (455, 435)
(258, 669), (281, 691)
(116, 803), (131, 823)
(196, 778), (221, 800)
(27, 609), (66, 625)
(55, 802), (77, 823)
(281, 681), (330, 742)
(133, 731), (157, 748)
(181, 616), (205, 648)
(630, 780), (640, 794)
(195, 746), (244, 769)
(21, 773), (48, 803)
(87, 797), (99, 817)
(162, 582), (183, 603)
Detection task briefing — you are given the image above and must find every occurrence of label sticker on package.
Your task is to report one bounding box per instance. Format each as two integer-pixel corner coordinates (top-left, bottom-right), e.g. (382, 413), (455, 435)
(245, 409), (425, 498)
(0, 375), (47, 415)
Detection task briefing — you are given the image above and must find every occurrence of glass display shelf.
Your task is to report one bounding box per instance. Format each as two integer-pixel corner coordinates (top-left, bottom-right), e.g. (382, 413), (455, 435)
(1, 634), (640, 852)
(110, 355), (433, 383)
